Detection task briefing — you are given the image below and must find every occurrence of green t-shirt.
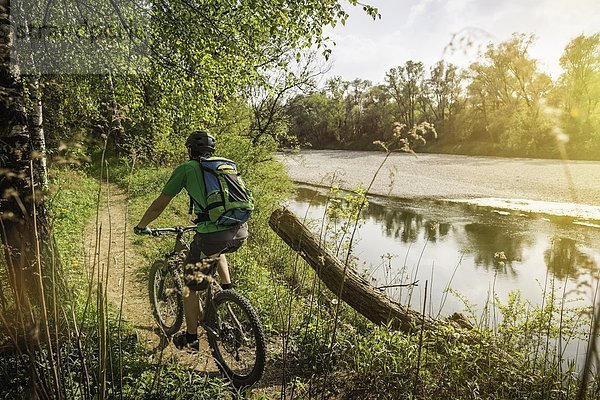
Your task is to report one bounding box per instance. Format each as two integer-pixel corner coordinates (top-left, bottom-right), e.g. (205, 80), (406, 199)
(162, 160), (228, 234)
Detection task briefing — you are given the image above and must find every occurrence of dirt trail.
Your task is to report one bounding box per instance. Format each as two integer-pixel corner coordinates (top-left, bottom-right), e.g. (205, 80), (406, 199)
(85, 182), (283, 396)
(84, 186), (155, 341)
(85, 183), (218, 365)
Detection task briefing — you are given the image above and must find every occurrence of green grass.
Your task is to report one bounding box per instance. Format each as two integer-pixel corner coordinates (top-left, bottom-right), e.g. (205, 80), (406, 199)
(46, 168), (100, 287)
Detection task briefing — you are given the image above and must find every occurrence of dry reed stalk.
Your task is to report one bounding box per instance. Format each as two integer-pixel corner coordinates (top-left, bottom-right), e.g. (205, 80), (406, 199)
(30, 160), (62, 398)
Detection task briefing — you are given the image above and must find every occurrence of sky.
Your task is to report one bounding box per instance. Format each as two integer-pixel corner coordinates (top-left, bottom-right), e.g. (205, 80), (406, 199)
(322, 0), (600, 84)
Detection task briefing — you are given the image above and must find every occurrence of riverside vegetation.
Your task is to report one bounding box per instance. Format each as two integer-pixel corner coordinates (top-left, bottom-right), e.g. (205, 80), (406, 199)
(1, 0), (599, 398)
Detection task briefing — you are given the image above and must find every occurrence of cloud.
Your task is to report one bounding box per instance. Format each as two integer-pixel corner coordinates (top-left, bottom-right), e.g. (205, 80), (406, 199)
(327, 30), (410, 82)
(444, 0), (475, 15)
(405, 0), (437, 27)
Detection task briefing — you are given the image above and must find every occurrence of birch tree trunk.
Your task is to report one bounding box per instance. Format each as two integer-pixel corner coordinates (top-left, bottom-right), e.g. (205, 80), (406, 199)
(27, 77), (48, 190)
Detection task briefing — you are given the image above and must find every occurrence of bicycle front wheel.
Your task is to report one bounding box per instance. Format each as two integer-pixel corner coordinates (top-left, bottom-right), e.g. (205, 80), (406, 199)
(205, 289), (266, 388)
(148, 259), (184, 336)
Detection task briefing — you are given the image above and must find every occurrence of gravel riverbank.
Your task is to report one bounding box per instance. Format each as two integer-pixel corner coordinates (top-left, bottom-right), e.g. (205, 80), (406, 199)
(279, 150), (600, 219)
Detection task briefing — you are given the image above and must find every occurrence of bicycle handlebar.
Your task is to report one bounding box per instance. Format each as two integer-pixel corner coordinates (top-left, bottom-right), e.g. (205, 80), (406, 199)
(149, 226), (197, 236)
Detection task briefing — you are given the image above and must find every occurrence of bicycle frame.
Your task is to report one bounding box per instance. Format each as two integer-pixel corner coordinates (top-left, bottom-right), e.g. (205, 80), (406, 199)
(150, 226), (196, 257)
(151, 225), (222, 311)
(153, 226), (221, 269)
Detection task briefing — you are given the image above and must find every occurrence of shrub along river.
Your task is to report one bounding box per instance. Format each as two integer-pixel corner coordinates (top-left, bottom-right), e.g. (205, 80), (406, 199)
(287, 184), (600, 366)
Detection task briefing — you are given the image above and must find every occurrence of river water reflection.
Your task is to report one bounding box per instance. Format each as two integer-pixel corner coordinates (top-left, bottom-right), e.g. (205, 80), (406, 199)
(288, 185), (600, 322)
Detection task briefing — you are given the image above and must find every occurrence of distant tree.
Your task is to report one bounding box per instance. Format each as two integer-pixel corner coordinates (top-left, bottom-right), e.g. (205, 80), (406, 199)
(419, 61), (465, 141)
(361, 84), (394, 141)
(558, 33), (600, 153)
(466, 34), (553, 151)
(385, 61), (425, 129)
(323, 76), (350, 142)
(286, 92), (338, 147)
(246, 51), (326, 146)
(344, 78), (373, 140)
(425, 61), (463, 122)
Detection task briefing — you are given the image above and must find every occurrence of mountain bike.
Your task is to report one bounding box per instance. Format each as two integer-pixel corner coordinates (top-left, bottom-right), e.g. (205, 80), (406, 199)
(147, 225), (266, 388)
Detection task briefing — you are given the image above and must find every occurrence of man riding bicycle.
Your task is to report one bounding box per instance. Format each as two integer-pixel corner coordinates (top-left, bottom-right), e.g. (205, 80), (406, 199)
(134, 130), (248, 350)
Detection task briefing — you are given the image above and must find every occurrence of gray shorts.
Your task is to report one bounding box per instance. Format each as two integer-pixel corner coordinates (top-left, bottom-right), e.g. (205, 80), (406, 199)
(183, 223), (248, 290)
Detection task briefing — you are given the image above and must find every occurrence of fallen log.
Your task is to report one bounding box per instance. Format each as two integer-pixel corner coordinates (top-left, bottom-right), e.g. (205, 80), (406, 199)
(269, 207), (436, 333)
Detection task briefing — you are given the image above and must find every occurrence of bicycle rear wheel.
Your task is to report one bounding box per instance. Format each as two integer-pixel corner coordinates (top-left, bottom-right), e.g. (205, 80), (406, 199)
(205, 289), (266, 388)
(148, 259), (184, 336)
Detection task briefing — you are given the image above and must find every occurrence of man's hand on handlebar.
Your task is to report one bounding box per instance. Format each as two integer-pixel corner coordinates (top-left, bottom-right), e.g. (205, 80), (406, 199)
(134, 226), (153, 236)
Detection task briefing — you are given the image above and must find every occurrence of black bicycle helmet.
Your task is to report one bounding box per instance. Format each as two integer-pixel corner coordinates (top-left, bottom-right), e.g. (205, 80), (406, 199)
(185, 130), (216, 156)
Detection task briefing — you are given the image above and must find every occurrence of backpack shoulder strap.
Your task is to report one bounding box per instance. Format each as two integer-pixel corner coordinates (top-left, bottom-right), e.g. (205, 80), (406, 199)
(188, 158), (210, 222)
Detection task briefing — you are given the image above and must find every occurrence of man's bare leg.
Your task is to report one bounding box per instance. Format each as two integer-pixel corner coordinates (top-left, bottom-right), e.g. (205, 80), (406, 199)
(183, 290), (200, 335)
(216, 254), (231, 285)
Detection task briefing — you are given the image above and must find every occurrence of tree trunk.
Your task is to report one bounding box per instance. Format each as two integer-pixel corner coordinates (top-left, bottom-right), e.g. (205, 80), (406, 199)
(0, 0), (53, 338)
(269, 207), (437, 333)
(1, 0), (36, 308)
(27, 77), (48, 190)
(1, 4), (63, 397)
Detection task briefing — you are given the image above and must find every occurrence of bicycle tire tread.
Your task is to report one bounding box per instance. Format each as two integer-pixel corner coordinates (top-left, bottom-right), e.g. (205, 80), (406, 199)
(148, 259), (184, 336)
(205, 289), (266, 388)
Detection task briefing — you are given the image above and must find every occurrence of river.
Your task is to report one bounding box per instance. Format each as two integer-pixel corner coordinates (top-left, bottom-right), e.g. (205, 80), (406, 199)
(279, 150), (600, 367)
(280, 150), (600, 220)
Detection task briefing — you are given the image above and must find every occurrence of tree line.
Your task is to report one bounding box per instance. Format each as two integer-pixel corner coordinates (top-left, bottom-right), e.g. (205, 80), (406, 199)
(284, 33), (600, 159)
